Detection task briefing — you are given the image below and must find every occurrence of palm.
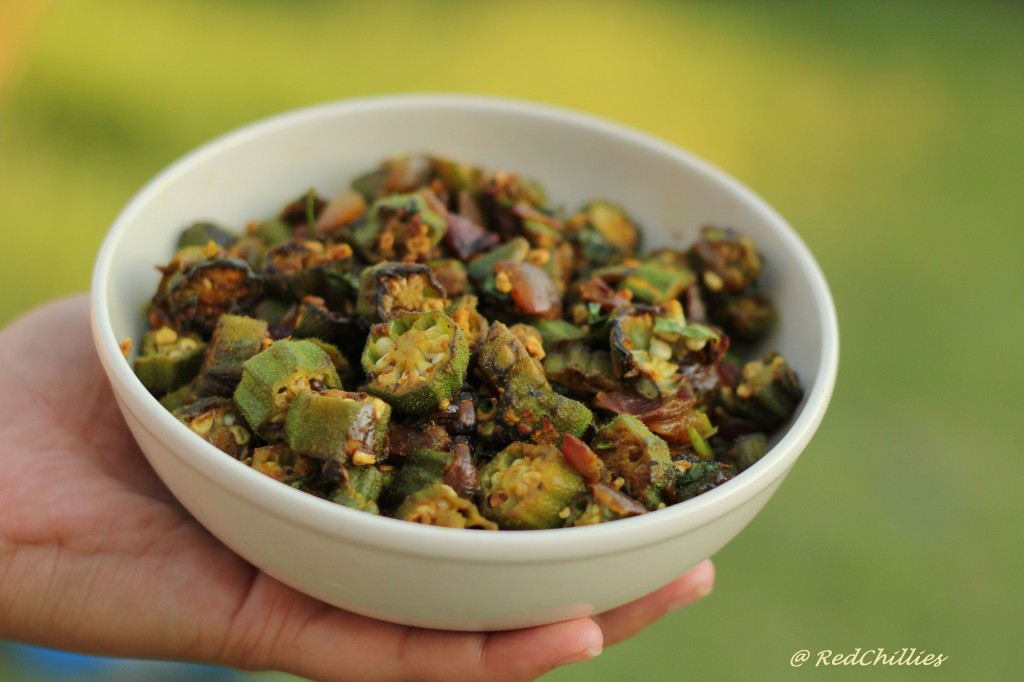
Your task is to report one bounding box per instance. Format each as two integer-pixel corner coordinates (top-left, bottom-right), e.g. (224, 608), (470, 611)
(0, 296), (714, 682)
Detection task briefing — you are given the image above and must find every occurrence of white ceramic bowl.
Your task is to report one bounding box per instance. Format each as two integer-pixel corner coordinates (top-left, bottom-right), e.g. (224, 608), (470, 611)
(91, 94), (838, 631)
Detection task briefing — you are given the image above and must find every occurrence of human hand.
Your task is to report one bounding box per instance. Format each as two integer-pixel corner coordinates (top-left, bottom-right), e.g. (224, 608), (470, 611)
(0, 295), (715, 682)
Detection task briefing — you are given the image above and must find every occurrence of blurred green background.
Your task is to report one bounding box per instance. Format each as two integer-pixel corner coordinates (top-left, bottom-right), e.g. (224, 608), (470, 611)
(1, 1), (1021, 680)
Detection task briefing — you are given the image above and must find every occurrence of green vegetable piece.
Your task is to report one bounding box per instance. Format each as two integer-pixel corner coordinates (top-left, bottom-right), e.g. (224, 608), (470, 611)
(361, 311), (469, 415)
(542, 344), (619, 399)
(393, 482), (497, 530)
(304, 338), (352, 387)
(620, 260), (695, 304)
(174, 396), (253, 460)
(466, 236), (530, 286)
(383, 448), (454, 510)
(690, 226), (763, 293)
(591, 415), (674, 510)
(331, 463), (385, 514)
(478, 442), (586, 530)
(348, 190), (447, 263)
(476, 322), (593, 439)
(158, 381), (196, 413)
(724, 433), (770, 473)
(253, 218), (292, 246)
(610, 313), (683, 399)
(133, 326), (207, 396)
(671, 456), (727, 503)
(233, 339), (342, 441)
(356, 261), (448, 324)
(262, 239), (354, 300)
(248, 444), (319, 487)
(566, 201), (640, 267)
(177, 221), (238, 250)
(528, 317), (588, 349)
(708, 293), (777, 342)
(194, 314), (269, 397)
(719, 352), (803, 430)
(285, 389), (390, 465)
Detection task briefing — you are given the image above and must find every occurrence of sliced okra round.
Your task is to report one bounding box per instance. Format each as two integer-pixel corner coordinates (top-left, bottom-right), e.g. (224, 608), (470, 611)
(669, 455), (728, 503)
(348, 190), (448, 263)
(248, 444), (320, 488)
(393, 482), (497, 530)
(233, 339), (342, 441)
(285, 389), (390, 466)
(445, 295), (489, 351)
(174, 396), (253, 460)
(591, 415), (675, 510)
(133, 326), (207, 396)
(718, 352), (803, 430)
(160, 257), (263, 336)
(361, 311), (469, 415)
(689, 226), (763, 294)
(478, 442), (586, 530)
(262, 239), (354, 300)
(356, 261), (448, 325)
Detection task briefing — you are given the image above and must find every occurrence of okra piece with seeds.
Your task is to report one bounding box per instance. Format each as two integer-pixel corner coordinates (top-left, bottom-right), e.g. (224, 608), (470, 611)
(285, 389), (390, 466)
(356, 261), (448, 324)
(348, 190), (448, 263)
(361, 311), (469, 415)
(174, 397), (253, 460)
(330, 462), (385, 514)
(478, 442), (587, 530)
(133, 326), (207, 396)
(233, 339), (342, 441)
(591, 415), (675, 510)
(393, 482), (497, 530)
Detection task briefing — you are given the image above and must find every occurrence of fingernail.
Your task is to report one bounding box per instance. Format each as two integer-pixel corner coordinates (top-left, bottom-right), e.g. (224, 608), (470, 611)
(667, 563), (715, 612)
(556, 646), (603, 668)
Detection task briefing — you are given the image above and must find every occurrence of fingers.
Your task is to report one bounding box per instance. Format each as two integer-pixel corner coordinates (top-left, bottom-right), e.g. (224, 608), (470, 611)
(219, 573), (605, 682)
(591, 559), (715, 646)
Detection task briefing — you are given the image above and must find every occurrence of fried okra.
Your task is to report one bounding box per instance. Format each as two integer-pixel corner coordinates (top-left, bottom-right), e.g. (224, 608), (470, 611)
(133, 153), (802, 529)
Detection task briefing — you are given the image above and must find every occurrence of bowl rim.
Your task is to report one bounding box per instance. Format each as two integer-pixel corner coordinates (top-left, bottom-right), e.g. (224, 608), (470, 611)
(91, 93), (839, 563)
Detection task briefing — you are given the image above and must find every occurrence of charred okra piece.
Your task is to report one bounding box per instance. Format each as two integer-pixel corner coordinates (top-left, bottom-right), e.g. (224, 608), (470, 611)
(707, 293), (777, 342)
(362, 311), (469, 415)
(356, 262), (448, 324)
(194, 314), (269, 397)
(285, 389), (390, 466)
(157, 256), (263, 336)
(566, 201), (640, 268)
(670, 455), (728, 503)
(331, 463), (385, 514)
(262, 239), (354, 301)
(478, 442), (587, 530)
(348, 190), (448, 263)
(591, 415), (674, 510)
(690, 226), (763, 294)
(233, 339), (342, 441)
(393, 482), (497, 530)
(719, 352), (802, 430)
(133, 326), (207, 396)
(542, 344), (619, 399)
(476, 322), (593, 439)
(174, 397), (253, 460)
